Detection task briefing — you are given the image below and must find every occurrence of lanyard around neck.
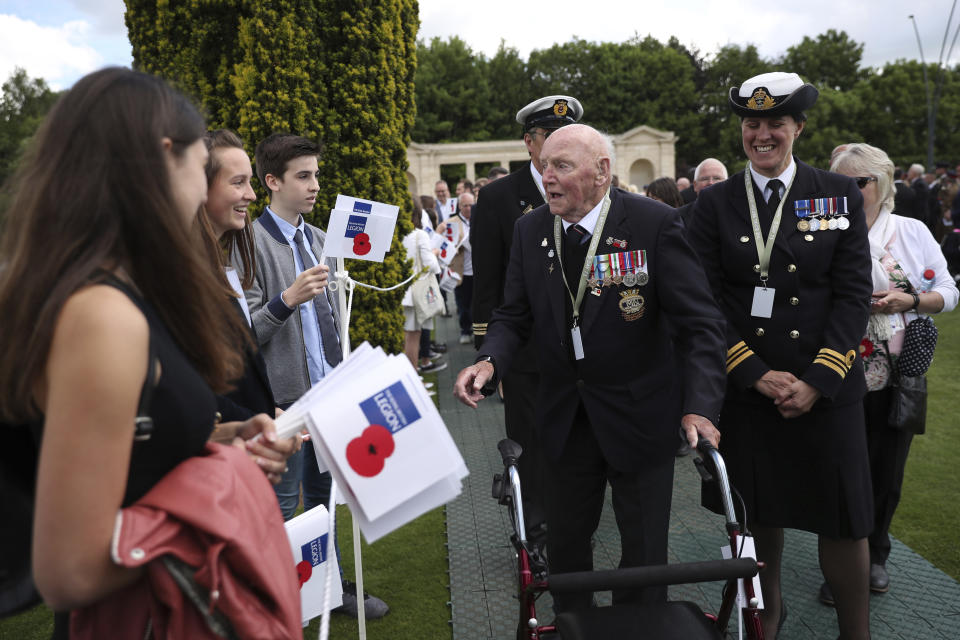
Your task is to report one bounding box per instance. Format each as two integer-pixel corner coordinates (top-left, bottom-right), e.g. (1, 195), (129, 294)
(553, 192), (612, 326)
(744, 166), (796, 283)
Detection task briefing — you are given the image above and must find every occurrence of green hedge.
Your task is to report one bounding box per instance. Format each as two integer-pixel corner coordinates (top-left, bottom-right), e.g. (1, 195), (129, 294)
(125, 0), (418, 353)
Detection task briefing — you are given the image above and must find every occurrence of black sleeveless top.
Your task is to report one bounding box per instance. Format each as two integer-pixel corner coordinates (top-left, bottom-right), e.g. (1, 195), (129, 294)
(49, 277), (219, 637)
(107, 277), (219, 506)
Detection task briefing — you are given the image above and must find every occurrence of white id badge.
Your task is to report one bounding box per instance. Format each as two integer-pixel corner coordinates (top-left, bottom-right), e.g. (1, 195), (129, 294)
(751, 286), (775, 318)
(571, 325), (585, 360)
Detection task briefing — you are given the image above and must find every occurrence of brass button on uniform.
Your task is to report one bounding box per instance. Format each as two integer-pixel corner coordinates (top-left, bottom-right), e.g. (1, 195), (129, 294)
(804, 234), (814, 242)
(753, 264), (761, 273)
(787, 264), (797, 273)
(789, 330), (800, 339)
(755, 328), (765, 337)
(789, 296), (799, 305)
(740, 235), (750, 243)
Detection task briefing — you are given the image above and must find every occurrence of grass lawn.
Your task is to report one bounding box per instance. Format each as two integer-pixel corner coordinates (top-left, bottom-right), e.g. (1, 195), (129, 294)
(306, 504), (450, 639)
(890, 306), (960, 580)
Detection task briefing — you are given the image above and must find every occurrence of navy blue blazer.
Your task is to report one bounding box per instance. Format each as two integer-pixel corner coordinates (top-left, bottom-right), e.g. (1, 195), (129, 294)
(479, 188), (727, 471)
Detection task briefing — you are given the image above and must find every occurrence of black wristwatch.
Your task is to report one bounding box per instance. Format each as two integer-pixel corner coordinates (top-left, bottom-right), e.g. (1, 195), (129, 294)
(474, 356), (497, 397)
(910, 292), (920, 310)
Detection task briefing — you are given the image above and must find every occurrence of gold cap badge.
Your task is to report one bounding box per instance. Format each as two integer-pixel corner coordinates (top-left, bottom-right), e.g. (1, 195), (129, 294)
(553, 99), (568, 116)
(748, 88), (776, 111)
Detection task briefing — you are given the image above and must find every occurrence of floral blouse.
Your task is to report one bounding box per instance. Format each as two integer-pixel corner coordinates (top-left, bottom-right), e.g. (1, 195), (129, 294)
(861, 237), (908, 392)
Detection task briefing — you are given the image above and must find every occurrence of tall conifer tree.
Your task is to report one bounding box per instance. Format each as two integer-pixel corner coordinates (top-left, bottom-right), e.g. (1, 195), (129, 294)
(125, 0), (418, 352)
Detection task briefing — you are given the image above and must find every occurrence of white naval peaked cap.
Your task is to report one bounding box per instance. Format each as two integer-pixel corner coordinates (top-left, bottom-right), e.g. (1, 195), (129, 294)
(516, 95), (584, 130)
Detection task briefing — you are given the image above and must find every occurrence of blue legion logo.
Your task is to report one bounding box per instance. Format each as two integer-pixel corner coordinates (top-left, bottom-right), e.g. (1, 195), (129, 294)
(352, 201), (373, 214)
(359, 381), (422, 434)
(345, 214), (367, 238)
(300, 533), (329, 567)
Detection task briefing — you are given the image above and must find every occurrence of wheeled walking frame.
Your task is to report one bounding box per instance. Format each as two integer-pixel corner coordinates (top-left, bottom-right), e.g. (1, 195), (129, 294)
(491, 438), (765, 639)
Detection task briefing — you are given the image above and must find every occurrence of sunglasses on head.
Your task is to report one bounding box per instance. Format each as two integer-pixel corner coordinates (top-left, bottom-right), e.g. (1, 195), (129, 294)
(855, 176), (878, 188)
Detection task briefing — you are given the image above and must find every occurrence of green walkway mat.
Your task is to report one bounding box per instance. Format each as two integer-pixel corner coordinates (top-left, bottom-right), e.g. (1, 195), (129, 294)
(431, 315), (960, 639)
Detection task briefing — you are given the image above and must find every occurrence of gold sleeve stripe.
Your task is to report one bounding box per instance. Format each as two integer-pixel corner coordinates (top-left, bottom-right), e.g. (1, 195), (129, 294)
(726, 350), (754, 374)
(817, 349), (850, 373)
(814, 357), (847, 378)
(726, 343), (751, 365)
(727, 341), (748, 358)
(819, 348), (848, 364)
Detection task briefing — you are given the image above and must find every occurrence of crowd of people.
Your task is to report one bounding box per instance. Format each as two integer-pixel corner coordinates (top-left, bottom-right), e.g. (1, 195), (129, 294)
(2, 63), (956, 640)
(454, 74), (957, 640)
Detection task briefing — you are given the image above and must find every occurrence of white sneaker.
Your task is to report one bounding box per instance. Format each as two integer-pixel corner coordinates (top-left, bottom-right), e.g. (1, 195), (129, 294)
(459, 334), (471, 345)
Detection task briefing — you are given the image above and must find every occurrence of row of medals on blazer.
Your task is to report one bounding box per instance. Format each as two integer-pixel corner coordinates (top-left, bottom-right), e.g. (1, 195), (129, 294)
(794, 198), (850, 242)
(543, 236), (647, 289)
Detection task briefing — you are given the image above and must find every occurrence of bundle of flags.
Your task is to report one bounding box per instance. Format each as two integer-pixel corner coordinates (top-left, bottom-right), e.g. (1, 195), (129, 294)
(276, 343), (468, 543)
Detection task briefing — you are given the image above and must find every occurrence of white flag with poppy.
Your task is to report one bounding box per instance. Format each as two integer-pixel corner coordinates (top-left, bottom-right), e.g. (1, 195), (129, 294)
(430, 232), (461, 266)
(285, 505), (342, 624)
(319, 195), (399, 263)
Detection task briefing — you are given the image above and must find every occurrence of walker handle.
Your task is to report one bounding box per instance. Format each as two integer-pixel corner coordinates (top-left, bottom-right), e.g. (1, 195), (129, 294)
(497, 438), (523, 468)
(696, 437), (716, 455)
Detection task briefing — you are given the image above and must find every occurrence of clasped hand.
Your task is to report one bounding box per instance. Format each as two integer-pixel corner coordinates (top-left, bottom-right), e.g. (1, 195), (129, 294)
(870, 290), (914, 315)
(212, 414), (301, 484)
(754, 370), (821, 418)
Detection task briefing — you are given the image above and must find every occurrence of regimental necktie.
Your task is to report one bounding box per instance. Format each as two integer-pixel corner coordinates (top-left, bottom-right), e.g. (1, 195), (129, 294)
(566, 223), (590, 246)
(767, 178), (783, 213)
(293, 229), (342, 367)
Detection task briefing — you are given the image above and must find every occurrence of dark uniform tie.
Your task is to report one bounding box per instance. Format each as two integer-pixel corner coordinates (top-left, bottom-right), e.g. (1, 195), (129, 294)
(293, 228), (342, 367)
(767, 178), (783, 213)
(562, 223), (590, 297)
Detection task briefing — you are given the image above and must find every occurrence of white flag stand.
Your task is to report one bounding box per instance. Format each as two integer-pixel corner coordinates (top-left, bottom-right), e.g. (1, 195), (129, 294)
(315, 255), (417, 640)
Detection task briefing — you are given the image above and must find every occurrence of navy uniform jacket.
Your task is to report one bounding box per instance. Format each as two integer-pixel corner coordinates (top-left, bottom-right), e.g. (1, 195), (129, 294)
(687, 160), (871, 406)
(470, 164), (543, 372)
(479, 188), (727, 471)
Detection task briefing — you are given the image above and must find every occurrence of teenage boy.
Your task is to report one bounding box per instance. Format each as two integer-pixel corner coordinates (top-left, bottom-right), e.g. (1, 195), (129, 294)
(243, 133), (388, 619)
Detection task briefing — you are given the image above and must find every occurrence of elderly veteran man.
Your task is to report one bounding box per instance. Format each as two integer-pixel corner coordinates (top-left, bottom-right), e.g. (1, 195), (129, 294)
(455, 124), (726, 612)
(687, 72), (873, 640)
(469, 95), (583, 548)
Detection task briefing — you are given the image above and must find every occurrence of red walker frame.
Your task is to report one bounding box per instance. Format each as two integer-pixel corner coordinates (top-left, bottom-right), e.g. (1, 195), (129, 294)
(492, 438), (766, 640)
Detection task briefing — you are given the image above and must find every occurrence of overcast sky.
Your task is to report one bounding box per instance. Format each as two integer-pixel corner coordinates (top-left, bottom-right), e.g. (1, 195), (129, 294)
(2, 0), (959, 90)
